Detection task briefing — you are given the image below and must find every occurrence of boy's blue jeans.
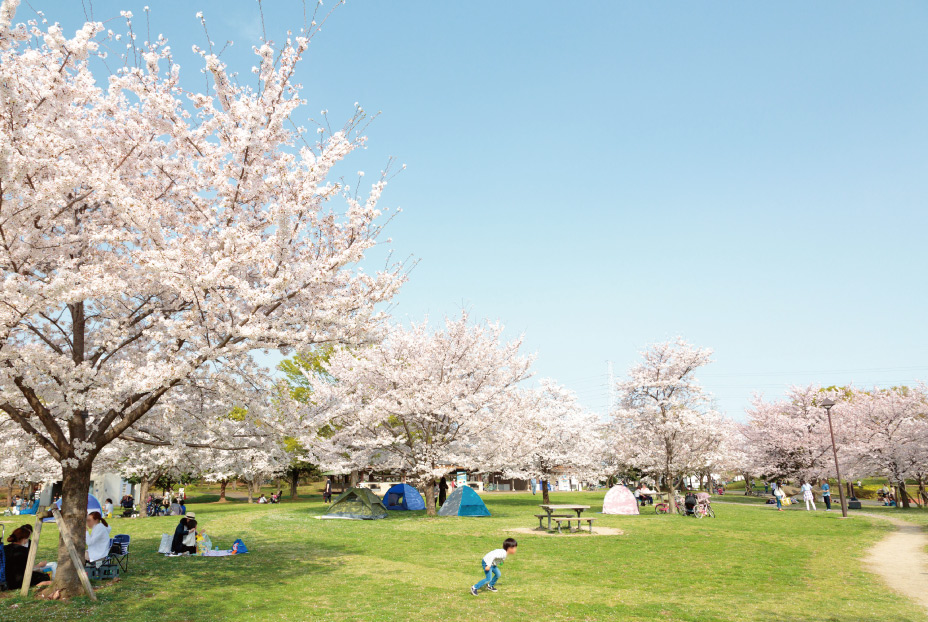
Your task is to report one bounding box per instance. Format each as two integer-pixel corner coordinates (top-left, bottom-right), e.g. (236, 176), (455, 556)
(474, 562), (501, 589)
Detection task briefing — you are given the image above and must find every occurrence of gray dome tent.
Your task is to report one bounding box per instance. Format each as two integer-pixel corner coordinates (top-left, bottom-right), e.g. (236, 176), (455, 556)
(322, 487), (388, 520)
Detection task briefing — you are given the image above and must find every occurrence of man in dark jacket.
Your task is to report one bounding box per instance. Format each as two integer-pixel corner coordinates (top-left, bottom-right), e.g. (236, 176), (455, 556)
(438, 477), (448, 507)
(171, 512), (197, 555)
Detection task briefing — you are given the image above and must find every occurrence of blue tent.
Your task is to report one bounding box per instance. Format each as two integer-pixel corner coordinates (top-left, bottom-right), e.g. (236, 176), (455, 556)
(43, 494), (103, 522)
(382, 483), (425, 511)
(437, 486), (490, 517)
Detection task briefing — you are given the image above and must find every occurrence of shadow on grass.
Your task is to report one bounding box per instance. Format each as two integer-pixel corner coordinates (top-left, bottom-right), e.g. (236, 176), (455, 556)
(1, 536), (351, 621)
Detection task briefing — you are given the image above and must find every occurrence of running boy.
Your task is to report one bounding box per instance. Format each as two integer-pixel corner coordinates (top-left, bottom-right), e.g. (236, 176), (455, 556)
(470, 538), (517, 595)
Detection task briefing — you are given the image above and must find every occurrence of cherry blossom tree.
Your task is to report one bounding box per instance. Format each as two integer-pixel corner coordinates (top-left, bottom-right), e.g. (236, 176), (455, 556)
(842, 385), (928, 509)
(608, 338), (722, 508)
(490, 381), (605, 504)
(0, 2), (402, 595)
(741, 386), (861, 484)
(1, 415), (60, 506)
(297, 313), (534, 515)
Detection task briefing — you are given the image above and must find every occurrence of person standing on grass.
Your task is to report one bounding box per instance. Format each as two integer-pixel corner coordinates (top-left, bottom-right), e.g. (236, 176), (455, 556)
(439, 477), (448, 507)
(470, 538), (518, 596)
(323, 477), (333, 503)
(801, 481), (817, 511)
(764, 481), (769, 494)
(821, 481), (831, 511)
(774, 482), (785, 511)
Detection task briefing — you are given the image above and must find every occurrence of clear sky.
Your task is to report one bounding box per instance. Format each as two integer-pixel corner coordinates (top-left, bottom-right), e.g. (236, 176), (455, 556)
(34, 0), (928, 419)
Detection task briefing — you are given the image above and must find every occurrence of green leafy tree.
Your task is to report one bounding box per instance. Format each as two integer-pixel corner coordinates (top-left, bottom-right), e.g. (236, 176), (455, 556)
(278, 347), (333, 497)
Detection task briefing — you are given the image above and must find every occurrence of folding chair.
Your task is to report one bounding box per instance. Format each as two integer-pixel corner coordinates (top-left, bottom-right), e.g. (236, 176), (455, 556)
(110, 534), (130, 573)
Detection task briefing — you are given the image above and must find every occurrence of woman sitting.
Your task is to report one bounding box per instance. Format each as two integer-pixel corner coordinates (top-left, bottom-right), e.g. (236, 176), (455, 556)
(4, 527), (52, 590)
(171, 513), (198, 555)
(85, 511), (112, 565)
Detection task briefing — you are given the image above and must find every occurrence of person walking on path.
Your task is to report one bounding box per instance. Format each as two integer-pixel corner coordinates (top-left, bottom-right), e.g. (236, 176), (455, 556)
(470, 538), (518, 596)
(774, 482), (786, 511)
(821, 481), (832, 511)
(438, 477), (448, 507)
(801, 481), (817, 511)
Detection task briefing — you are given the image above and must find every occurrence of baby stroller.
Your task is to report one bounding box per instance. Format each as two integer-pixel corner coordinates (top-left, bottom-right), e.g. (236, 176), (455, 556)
(678, 492), (699, 516)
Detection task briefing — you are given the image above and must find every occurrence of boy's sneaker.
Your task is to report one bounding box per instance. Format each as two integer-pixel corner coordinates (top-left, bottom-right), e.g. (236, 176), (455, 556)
(470, 587), (478, 596)
(486, 585), (498, 592)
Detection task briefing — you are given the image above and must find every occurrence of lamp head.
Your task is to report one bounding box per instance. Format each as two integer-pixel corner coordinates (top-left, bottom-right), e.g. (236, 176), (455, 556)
(821, 397), (836, 410)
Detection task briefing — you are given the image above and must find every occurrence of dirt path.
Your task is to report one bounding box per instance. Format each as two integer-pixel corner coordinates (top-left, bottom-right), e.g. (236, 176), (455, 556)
(859, 513), (928, 612)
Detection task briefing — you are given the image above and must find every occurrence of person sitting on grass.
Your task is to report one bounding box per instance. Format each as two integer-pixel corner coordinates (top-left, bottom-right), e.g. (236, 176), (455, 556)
(85, 511), (112, 564)
(258, 494), (267, 504)
(470, 538), (517, 596)
(4, 527), (52, 590)
(103, 498), (114, 517)
(171, 512), (198, 555)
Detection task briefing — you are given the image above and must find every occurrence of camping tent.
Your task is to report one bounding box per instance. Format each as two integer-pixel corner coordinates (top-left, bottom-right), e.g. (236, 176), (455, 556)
(437, 486), (490, 517)
(322, 487), (388, 520)
(382, 483), (426, 511)
(43, 494), (103, 522)
(602, 485), (639, 515)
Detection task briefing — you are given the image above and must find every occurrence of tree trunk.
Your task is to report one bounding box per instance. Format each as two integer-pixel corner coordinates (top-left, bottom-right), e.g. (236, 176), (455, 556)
(246, 480), (254, 504)
(667, 468), (677, 511)
(424, 477), (437, 516)
(138, 476), (151, 518)
(918, 477), (928, 506)
(5, 480), (13, 507)
(541, 479), (550, 505)
(350, 470), (359, 487)
(898, 481), (911, 509)
(48, 463), (92, 598)
(290, 473), (299, 499)
(218, 480), (228, 501)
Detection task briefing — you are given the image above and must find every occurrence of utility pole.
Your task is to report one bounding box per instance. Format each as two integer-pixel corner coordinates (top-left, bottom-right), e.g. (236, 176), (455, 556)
(606, 360), (616, 412)
(821, 398), (848, 518)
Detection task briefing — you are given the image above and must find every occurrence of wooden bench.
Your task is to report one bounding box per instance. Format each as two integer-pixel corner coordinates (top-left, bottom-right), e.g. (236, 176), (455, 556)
(533, 514), (574, 530)
(551, 517), (596, 534)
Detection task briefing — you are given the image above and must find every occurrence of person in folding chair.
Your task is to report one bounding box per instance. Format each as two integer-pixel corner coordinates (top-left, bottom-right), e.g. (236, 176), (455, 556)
(85, 512), (112, 565)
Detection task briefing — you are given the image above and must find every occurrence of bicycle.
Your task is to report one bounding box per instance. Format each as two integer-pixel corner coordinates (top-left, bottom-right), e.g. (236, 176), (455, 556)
(694, 502), (715, 518)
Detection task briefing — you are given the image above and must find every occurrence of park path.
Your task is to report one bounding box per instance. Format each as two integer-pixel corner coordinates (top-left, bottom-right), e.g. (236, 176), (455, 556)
(714, 501), (928, 612)
(859, 513), (928, 613)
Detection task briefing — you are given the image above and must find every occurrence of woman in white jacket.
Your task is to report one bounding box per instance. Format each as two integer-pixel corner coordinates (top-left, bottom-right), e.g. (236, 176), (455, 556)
(85, 511), (112, 564)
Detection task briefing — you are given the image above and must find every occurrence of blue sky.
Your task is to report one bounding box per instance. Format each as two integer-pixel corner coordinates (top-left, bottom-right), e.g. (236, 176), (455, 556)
(35, 1), (928, 418)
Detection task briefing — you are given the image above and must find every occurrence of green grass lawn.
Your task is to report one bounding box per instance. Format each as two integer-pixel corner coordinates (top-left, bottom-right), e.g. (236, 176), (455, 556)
(2, 491), (925, 622)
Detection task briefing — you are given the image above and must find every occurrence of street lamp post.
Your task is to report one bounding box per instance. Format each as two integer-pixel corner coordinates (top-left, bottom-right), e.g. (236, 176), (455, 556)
(821, 398), (848, 518)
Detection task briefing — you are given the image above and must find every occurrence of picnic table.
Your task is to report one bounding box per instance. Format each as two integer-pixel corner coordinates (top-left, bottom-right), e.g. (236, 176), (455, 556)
(536, 504), (592, 533)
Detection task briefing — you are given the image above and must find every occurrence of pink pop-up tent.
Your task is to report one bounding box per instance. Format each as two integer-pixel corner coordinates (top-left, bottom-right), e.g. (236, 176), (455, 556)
(602, 485), (640, 515)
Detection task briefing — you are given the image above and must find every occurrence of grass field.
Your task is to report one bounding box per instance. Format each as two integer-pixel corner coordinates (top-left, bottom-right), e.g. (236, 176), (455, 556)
(2, 490), (926, 622)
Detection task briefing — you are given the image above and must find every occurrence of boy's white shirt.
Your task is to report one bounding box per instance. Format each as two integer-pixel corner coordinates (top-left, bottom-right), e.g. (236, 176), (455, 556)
(482, 549), (507, 568)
